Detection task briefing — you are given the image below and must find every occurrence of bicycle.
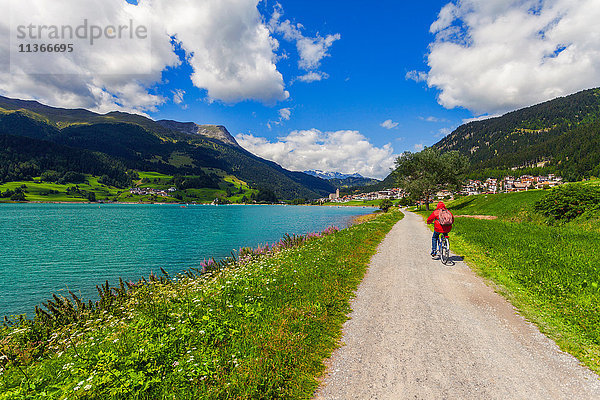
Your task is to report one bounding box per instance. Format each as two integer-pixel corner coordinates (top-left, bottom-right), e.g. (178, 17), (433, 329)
(437, 234), (450, 264)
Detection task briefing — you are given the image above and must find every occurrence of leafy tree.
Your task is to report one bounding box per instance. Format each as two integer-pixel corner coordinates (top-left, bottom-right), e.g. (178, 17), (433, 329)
(59, 171), (86, 184)
(10, 191), (26, 201)
(291, 198), (307, 205)
(256, 187), (278, 203)
(394, 148), (469, 210)
(379, 198), (393, 212)
(40, 170), (62, 182)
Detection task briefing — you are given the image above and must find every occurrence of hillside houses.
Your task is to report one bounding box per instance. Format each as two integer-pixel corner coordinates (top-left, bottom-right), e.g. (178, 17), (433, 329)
(321, 187), (405, 203)
(129, 187), (177, 197)
(460, 174), (562, 195)
(326, 174), (563, 205)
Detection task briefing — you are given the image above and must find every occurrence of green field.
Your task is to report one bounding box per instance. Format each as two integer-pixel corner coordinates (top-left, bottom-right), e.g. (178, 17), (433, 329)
(321, 199), (385, 207)
(0, 177), (121, 203)
(0, 210), (403, 399)
(0, 170), (258, 204)
(419, 186), (600, 374)
(445, 190), (547, 220)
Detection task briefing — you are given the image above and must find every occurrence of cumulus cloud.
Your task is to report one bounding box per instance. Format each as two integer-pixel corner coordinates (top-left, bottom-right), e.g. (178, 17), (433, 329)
(421, 0), (600, 115)
(380, 119), (399, 129)
(269, 3), (339, 83)
(414, 143), (425, 151)
(236, 129), (397, 179)
(159, 0), (288, 104)
(0, 0), (288, 112)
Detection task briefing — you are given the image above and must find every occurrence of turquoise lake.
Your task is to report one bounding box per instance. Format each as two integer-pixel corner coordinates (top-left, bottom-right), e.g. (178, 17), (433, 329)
(0, 204), (373, 317)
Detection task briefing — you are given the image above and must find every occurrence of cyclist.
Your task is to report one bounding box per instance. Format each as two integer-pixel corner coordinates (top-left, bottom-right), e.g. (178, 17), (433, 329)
(426, 201), (454, 257)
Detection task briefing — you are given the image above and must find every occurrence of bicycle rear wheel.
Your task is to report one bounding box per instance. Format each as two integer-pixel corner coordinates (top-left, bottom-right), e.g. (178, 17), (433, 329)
(440, 237), (450, 264)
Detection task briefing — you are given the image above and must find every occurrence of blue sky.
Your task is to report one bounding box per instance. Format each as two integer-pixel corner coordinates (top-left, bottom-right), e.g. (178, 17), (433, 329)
(155, 1), (465, 146)
(2, 0), (600, 178)
(151, 0), (472, 177)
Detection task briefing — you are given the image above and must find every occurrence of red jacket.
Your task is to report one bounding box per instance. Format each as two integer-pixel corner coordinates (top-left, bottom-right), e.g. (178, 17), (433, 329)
(427, 201), (453, 233)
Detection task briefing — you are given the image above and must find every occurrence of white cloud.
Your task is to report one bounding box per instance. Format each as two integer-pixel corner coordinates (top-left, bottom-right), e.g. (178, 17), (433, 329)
(0, 0), (288, 112)
(380, 119), (399, 129)
(172, 89), (185, 105)
(419, 116), (449, 123)
(159, 0), (288, 104)
(297, 71), (329, 83)
(422, 0), (600, 115)
(405, 70), (428, 83)
(435, 127), (453, 138)
(267, 107), (292, 129)
(269, 3), (339, 81)
(414, 143), (425, 151)
(236, 129), (397, 179)
(278, 108), (291, 121)
(296, 33), (341, 71)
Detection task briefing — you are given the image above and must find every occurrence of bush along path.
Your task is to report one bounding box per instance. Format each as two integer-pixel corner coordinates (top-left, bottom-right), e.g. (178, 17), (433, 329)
(0, 210), (403, 399)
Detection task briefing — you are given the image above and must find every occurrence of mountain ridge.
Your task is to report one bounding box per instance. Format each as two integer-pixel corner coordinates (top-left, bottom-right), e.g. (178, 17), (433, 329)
(303, 169), (365, 180)
(0, 95), (335, 199)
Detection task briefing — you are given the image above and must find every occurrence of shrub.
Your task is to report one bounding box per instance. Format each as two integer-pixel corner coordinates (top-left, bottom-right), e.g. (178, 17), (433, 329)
(379, 198), (393, 212)
(59, 171), (86, 184)
(534, 184), (600, 222)
(10, 191), (26, 201)
(40, 170), (62, 182)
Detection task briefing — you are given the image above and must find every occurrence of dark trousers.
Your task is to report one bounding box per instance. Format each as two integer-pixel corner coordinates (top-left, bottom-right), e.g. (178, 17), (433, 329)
(431, 231), (448, 254)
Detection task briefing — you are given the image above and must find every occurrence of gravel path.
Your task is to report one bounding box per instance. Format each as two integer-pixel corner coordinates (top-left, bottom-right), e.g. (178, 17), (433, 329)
(314, 210), (600, 399)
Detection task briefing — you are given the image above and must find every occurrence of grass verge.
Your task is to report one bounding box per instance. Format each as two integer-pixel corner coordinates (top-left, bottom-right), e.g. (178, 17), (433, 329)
(0, 210), (403, 399)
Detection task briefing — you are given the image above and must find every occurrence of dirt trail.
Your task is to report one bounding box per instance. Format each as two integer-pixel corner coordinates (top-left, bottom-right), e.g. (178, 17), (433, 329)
(314, 210), (600, 399)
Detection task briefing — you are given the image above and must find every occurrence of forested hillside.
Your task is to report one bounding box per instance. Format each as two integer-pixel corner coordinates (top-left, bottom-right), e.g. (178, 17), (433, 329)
(0, 96), (335, 199)
(435, 88), (600, 180)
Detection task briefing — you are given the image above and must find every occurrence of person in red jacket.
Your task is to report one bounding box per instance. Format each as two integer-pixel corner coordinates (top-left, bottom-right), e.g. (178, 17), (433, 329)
(426, 201), (454, 257)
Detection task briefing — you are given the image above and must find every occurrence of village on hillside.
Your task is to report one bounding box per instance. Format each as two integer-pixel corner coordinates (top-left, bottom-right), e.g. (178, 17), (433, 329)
(322, 174), (564, 203)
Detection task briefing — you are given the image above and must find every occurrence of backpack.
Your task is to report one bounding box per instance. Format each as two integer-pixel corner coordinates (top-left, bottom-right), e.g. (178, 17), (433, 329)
(438, 209), (454, 226)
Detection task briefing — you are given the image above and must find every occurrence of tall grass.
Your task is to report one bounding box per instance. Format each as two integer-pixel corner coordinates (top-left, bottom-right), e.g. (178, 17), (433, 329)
(0, 210), (402, 399)
(449, 219), (600, 372)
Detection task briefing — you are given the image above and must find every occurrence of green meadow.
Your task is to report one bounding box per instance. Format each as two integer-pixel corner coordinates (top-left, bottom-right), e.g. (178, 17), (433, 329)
(0, 169), (258, 204)
(321, 199), (385, 207)
(0, 210), (403, 399)
(0, 178), (121, 203)
(419, 186), (600, 374)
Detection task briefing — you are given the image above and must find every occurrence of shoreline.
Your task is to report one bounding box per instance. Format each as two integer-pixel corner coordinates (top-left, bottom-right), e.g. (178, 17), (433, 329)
(0, 201), (380, 207)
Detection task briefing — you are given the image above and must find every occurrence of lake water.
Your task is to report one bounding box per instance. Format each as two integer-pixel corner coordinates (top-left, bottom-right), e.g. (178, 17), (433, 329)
(0, 204), (373, 317)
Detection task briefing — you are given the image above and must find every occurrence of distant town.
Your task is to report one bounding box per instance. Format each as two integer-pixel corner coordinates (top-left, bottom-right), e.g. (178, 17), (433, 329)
(321, 174), (564, 203)
(129, 187), (177, 197)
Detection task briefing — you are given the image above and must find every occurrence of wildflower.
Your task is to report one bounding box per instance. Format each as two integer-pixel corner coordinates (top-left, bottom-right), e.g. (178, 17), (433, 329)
(172, 361), (179, 367)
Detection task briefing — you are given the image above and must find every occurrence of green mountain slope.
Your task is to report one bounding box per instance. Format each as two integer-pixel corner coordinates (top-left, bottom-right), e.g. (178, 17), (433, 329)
(434, 88), (600, 180)
(0, 96), (335, 199)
